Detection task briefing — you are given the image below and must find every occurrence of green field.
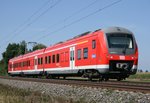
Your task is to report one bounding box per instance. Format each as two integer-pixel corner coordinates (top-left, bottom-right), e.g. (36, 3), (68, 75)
(128, 72), (150, 82)
(0, 84), (85, 103)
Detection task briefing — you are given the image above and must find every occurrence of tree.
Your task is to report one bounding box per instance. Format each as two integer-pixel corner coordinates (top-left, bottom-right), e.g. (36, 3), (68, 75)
(1, 41), (28, 75)
(138, 69), (143, 73)
(0, 41), (46, 75)
(18, 40), (27, 55)
(1, 43), (20, 74)
(145, 70), (149, 73)
(32, 44), (46, 51)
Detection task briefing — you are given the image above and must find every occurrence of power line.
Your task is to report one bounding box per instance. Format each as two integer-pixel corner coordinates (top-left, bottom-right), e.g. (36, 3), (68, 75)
(0, 0), (51, 44)
(0, 0), (61, 46)
(27, 0), (99, 41)
(11, 0), (61, 41)
(39, 0), (99, 33)
(36, 0), (122, 42)
(0, 0), (62, 54)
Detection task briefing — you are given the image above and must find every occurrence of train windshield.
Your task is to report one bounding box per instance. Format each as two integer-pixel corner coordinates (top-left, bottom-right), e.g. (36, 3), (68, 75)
(107, 34), (134, 49)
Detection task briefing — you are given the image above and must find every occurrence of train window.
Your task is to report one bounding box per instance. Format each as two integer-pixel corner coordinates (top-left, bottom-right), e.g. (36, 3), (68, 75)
(38, 58), (40, 65)
(83, 48), (88, 59)
(45, 56), (47, 64)
(92, 40), (96, 49)
(29, 61), (30, 66)
(52, 55), (55, 63)
(56, 54), (60, 63)
(70, 51), (72, 61)
(41, 58), (43, 64)
(77, 49), (81, 60)
(70, 51), (74, 61)
(48, 56), (51, 64)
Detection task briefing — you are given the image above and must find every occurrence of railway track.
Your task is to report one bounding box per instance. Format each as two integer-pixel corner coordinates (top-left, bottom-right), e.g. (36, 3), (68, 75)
(0, 76), (150, 93)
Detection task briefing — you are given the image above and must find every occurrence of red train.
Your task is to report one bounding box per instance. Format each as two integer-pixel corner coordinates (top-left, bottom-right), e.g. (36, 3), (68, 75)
(8, 27), (138, 81)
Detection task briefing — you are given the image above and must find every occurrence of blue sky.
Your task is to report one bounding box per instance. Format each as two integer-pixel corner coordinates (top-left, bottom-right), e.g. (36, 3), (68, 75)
(0, 0), (150, 71)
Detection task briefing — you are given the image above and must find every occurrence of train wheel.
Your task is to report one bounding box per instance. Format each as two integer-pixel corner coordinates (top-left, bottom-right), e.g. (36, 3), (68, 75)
(46, 74), (51, 79)
(20, 72), (25, 77)
(104, 78), (109, 81)
(88, 75), (93, 81)
(117, 78), (123, 81)
(63, 76), (66, 79)
(99, 76), (104, 82)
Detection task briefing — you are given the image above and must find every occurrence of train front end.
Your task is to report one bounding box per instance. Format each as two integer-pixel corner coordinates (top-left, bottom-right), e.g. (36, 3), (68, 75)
(102, 27), (138, 80)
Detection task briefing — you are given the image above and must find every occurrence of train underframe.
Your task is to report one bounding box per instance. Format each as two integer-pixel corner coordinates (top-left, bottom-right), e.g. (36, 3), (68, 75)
(77, 69), (132, 81)
(8, 69), (134, 81)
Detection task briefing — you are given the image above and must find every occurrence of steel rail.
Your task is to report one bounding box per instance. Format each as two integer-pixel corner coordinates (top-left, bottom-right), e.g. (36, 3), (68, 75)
(0, 76), (150, 93)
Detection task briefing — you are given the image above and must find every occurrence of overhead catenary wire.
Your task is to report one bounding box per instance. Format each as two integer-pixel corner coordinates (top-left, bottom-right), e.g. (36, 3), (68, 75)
(27, 0), (100, 41)
(36, 0), (122, 42)
(0, 0), (62, 47)
(0, 0), (51, 44)
(38, 0), (100, 34)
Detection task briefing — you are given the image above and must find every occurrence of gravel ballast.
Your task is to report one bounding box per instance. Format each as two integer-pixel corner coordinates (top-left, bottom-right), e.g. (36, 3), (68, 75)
(0, 78), (150, 103)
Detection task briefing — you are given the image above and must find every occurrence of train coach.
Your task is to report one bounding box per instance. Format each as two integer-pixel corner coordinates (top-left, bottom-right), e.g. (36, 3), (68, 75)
(8, 27), (138, 81)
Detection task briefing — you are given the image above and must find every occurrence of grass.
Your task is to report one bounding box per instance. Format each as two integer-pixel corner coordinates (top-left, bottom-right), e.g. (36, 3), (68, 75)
(127, 72), (150, 82)
(0, 84), (51, 103)
(0, 84), (86, 103)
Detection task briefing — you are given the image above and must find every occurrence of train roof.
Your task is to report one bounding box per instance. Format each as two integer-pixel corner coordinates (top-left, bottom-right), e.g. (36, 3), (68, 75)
(102, 27), (133, 34)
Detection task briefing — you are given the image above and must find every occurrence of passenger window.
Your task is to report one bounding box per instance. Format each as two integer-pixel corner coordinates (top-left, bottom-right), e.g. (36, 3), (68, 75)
(41, 57), (43, 64)
(56, 54), (60, 63)
(45, 56), (47, 64)
(38, 58), (40, 65)
(29, 61), (30, 66)
(83, 48), (88, 59)
(77, 49), (81, 60)
(48, 56), (51, 64)
(52, 55), (55, 63)
(92, 40), (96, 49)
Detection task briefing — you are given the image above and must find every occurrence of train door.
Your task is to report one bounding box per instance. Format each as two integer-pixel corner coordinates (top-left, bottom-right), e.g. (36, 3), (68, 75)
(70, 46), (75, 69)
(34, 56), (37, 70)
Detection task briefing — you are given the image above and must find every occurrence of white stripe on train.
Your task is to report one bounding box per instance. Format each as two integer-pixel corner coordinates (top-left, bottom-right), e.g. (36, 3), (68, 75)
(8, 65), (137, 73)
